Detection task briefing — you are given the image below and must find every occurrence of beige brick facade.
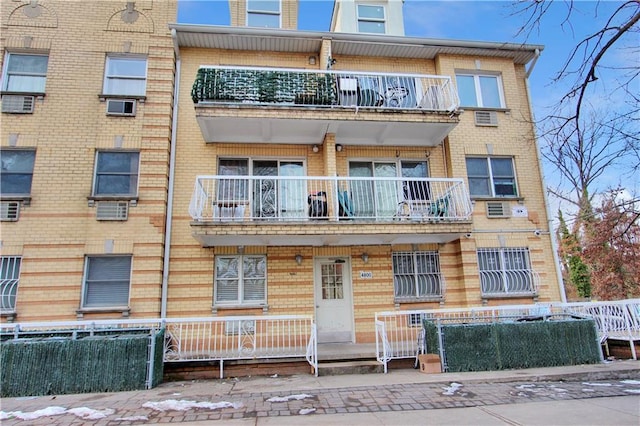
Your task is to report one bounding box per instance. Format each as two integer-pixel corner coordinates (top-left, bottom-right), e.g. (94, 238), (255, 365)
(2, 1), (563, 345)
(1, 0), (176, 321)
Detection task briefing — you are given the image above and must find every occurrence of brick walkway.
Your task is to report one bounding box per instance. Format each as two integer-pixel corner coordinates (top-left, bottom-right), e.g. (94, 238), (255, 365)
(2, 378), (639, 425)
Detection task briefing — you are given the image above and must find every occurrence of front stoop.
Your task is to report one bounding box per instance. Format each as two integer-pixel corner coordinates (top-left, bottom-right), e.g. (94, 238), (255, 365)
(317, 360), (385, 376)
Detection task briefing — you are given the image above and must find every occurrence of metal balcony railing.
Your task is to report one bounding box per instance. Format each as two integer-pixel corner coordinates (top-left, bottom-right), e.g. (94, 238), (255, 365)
(0, 256), (20, 313)
(480, 268), (540, 297)
(189, 176), (472, 223)
(191, 66), (459, 112)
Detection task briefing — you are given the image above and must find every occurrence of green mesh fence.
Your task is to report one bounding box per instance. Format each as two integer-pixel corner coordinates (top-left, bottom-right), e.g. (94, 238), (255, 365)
(191, 68), (337, 105)
(423, 320), (440, 354)
(423, 319), (600, 372)
(1, 329), (164, 397)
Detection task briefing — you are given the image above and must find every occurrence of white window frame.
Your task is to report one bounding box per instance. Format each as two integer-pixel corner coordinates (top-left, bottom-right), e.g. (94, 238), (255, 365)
(246, 0), (281, 28)
(392, 251), (443, 301)
(477, 248), (535, 295)
(81, 255), (132, 308)
(102, 56), (147, 96)
(92, 151), (140, 197)
(0, 149), (36, 197)
(455, 72), (505, 109)
(466, 156), (518, 198)
(214, 255), (267, 306)
(357, 4), (386, 34)
(1, 256), (21, 312)
(1, 53), (49, 93)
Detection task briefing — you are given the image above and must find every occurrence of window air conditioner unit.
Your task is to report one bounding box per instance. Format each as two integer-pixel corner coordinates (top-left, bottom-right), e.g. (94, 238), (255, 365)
(0, 201), (20, 221)
(106, 99), (136, 116)
(474, 111), (498, 126)
(486, 201), (511, 218)
(1, 95), (35, 114)
(96, 201), (129, 220)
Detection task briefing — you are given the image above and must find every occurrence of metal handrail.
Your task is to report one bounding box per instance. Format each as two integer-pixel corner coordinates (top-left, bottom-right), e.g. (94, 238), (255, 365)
(189, 175), (472, 222)
(192, 65), (459, 112)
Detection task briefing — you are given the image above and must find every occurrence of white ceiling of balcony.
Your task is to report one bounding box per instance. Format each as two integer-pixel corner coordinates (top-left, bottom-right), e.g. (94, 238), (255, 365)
(196, 116), (455, 146)
(172, 25), (542, 65)
(192, 231), (464, 248)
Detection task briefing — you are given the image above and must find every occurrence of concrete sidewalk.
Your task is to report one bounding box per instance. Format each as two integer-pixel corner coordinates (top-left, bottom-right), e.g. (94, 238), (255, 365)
(1, 360), (639, 425)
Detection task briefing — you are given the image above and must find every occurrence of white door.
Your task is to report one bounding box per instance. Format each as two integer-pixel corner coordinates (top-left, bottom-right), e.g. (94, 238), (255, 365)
(315, 258), (353, 343)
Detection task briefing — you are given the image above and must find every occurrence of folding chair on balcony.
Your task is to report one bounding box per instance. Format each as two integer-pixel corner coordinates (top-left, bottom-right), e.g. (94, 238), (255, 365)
(337, 190), (354, 219)
(428, 195), (450, 219)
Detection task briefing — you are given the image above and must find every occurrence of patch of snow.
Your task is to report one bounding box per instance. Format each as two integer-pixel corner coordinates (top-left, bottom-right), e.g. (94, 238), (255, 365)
(624, 389), (640, 394)
(271, 374), (278, 378)
(516, 384), (537, 389)
(267, 394), (314, 402)
(4, 406), (68, 421)
(142, 399), (242, 412)
(299, 408), (316, 415)
(582, 389), (595, 392)
(442, 382), (463, 396)
(621, 380), (640, 385)
(115, 415), (149, 421)
(67, 407), (114, 420)
(582, 382), (613, 387)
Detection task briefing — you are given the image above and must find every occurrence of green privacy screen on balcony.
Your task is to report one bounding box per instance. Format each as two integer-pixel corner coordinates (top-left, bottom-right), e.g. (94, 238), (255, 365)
(191, 68), (337, 105)
(0, 329), (164, 397)
(424, 318), (600, 372)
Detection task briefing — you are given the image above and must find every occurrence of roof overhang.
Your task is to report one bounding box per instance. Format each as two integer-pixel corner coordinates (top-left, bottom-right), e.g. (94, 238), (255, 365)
(170, 24), (544, 65)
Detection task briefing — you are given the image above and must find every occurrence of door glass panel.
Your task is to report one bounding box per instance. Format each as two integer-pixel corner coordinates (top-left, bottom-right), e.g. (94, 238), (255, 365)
(279, 161), (304, 218)
(349, 162), (374, 218)
(253, 161), (278, 218)
(401, 161), (429, 200)
(321, 263), (344, 300)
(218, 159), (249, 201)
(374, 163), (397, 218)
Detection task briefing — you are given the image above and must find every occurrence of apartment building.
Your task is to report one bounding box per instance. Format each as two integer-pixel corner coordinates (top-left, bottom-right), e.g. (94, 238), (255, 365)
(167, 0), (564, 344)
(1, 0), (563, 348)
(0, 0), (176, 322)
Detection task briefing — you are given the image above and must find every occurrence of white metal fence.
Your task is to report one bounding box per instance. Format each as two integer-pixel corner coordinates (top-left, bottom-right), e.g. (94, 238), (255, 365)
(0, 315), (318, 380)
(374, 299), (640, 372)
(189, 175), (472, 222)
(193, 66), (460, 112)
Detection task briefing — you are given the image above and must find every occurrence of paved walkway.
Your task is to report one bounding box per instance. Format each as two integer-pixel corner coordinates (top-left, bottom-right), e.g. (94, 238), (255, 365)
(1, 360), (638, 425)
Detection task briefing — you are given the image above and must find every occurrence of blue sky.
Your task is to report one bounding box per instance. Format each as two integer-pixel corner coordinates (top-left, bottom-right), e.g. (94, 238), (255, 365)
(176, 1), (637, 208)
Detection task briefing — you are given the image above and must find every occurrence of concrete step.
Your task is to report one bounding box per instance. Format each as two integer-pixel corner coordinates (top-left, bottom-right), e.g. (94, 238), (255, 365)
(317, 360), (384, 376)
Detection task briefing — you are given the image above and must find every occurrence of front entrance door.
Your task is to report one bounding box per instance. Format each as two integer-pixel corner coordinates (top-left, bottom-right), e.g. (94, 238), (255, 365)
(315, 258), (353, 343)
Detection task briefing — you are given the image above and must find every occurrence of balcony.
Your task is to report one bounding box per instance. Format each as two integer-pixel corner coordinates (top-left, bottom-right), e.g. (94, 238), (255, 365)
(191, 66), (460, 146)
(189, 176), (473, 247)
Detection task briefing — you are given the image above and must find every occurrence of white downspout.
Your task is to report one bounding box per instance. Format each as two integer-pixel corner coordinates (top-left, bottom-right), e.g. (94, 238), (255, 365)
(524, 49), (567, 302)
(161, 29), (181, 318)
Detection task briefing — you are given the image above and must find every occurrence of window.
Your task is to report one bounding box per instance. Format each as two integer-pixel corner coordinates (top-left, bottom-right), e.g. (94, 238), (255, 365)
(82, 256), (131, 308)
(1, 256), (21, 312)
(0, 150), (36, 196)
(247, 0), (280, 28)
(214, 255), (266, 305)
(456, 73), (504, 108)
(93, 151), (139, 197)
(477, 248), (536, 295)
(393, 251), (442, 300)
(357, 4), (386, 34)
(466, 157), (517, 198)
(349, 160), (428, 218)
(103, 57), (147, 96)
(218, 158), (306, 219)
(2, 53), (48, 93)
